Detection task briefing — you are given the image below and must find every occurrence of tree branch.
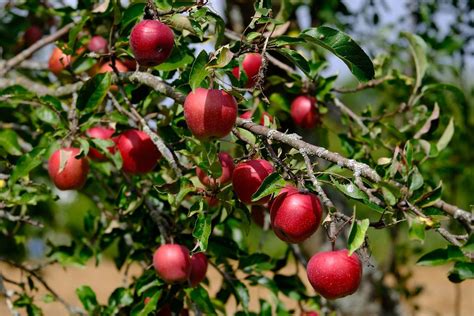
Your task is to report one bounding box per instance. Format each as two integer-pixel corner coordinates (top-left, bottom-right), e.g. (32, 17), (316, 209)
(0, 23), (74, 77)
(0, 259), (85, 315)
(2, 70), (470, 230)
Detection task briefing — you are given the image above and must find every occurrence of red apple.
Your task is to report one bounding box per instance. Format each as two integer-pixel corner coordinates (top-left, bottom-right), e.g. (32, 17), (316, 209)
(290, 96), (319, 129)
(189, 252), (208, 287)
(240, 111), (252, 120)
(270, 186), (322, 243)
(184, 88), (238, 139)
(232, 159), (274, 205)
(116, 129), (161, 174)
(129, 20), (174, 67)
(85, 127), (115, 161)
(48, 147), (89, 190)
(24, 26), (42, 46)
(153, 244), (191, 283)
(48, 47), (72, 75)
(307, 249), (362, 299)
(196, 152), (234, 188)
(87, 35), (108, 53)
(301, 312), (319, 316)
(232, 53), (262, 87)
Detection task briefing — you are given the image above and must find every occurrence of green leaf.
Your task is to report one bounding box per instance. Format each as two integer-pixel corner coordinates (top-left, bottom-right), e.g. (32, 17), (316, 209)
(185, 286), (216, 315)
(9, 147), (46, 186)
(239, 253), (275, 272)
(401, 32), (428, 91)
(76, 285), (98, 312)
(251, 172), (285, 202)
(155, 49), (194, 71)
(277, 47), (310, 77)
(193, 213), (212, 251)
(67, 17), (89, 52)
(417, 182), (442, 208)
(300, 26), (374, 82)
(448, 262), (474, 283)
(417, 246), (465, 266)
(108, 288), (133, 309)
(0, 129), (22, 155)
(347, 218), (369, 255)
(76, 72), (111, 112)
(461, 234), (474, 252)
(436, 117), (455, 152)
(409, 167), (424, 192)
(208, 45), (233, 69)
(330, 177), (368, 200)
(120, 3), (146, 32)
(408, 217), (425, 242)
(189, 50), (209, 90)
(232, 280), (250, 312)
(132, 290), (161, 316)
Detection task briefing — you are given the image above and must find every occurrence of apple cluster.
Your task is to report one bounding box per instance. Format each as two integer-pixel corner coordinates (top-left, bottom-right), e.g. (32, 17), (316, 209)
(46, 14), (360, 311)
(48, 128), (162, 190)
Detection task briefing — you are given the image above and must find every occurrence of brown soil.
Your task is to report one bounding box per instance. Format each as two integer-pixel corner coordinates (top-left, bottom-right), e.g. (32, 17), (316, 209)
(0, 261), (472, 315)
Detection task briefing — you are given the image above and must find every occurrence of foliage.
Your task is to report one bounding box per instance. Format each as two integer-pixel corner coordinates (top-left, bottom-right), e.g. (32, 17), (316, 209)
(0, 0), (472, 315)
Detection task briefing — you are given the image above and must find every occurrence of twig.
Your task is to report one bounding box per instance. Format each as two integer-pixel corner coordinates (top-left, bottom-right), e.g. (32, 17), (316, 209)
(436, 228), (468, 247)
(0, 274), (19, 316)
(332, 76), (392, 93)
(0, 259), (85, 315)
(354, 176), (382, 205)
(333, 98), (369, 134)
(290, 244), (308, 267)
(0, 210), (43, 227)
(107, 92), (183, 176)
(0, 23), (74, 76)
(299, 149), (336, 211)
(262, 139), (298, 183)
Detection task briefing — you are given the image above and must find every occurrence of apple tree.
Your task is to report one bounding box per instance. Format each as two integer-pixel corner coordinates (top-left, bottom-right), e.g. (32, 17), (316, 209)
(0, 0), (472, 315)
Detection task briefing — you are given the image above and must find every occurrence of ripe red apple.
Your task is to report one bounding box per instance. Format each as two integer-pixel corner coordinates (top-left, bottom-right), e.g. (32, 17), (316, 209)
(48, 47), (72, 75)
(307, 249), (363, 299)
(153, 244), (191, 283)
(270, 186), (322, 243)
(196, 152), (234, 188)
(184, 88), (238, 139)
(301, 312), (319, 316)
(232, 159), (274, 205)
(87, 35), (108, 53)
(129, 20), (174, 67)
(290, 96), (319, 129)
(189, 252), (208, 287)
(24, 26), (42, 46)
(48, 147), (89, 190)
(232, 53), (262, 87)
(98, 60), (128, 73)
(85, 126), (115, 161)
(116, 129), (161, 174)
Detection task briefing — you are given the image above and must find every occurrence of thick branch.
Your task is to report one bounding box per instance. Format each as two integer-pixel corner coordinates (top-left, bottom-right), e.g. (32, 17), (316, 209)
(0, 23), (74, 76)
(2, 70), (470, 229)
